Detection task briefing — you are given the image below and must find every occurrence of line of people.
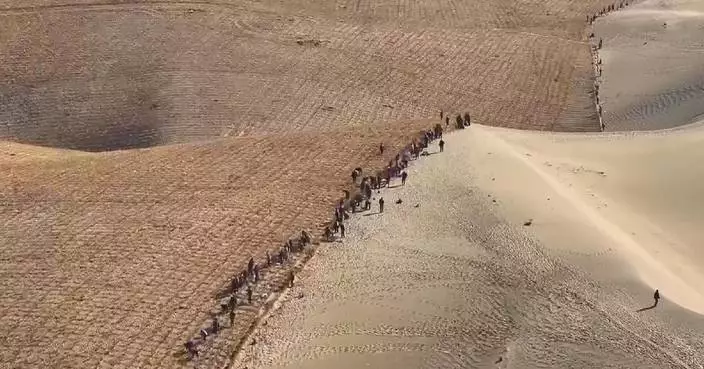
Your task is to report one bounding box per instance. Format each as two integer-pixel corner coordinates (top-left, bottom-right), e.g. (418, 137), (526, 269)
(183, 230), (312, 360)
(323, 117), (456, 241)
(586, 1), (630, 25)
(185, 110), (469, 359)
(441, 110), (472, 130)
(586, 1), (632, 131)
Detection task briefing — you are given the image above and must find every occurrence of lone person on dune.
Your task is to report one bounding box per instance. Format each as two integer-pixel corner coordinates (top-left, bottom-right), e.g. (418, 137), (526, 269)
(439, 139), (445, 152)
(654, 289), (660, 306)
(379, 197), (385, 213)
(401, 171), (408, 186)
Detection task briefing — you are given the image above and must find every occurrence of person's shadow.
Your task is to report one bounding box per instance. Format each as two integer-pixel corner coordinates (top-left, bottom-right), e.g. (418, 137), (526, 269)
(636, 301), (658, 312)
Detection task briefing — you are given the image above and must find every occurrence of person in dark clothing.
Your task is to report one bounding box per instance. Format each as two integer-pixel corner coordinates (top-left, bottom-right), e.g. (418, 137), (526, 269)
(229, 309), (236, 326)
(445, 116), (450, 126)
(351, 170), (358, 183)
(401, 171), (408, 185)
(439, 139), (445, 152)
(212, 315), (220, 334)
(463, 112), (471, 126)
(339, 222), (345, 238)
(185, 340), (199, 359)
(364, 198), (371, 211)
(247, 286), (253, 304)
(379, 197), (385, 213)
(379, 143), (385, 155)
(654, 289), (660, 306)
(288, 271), (295, 287)
(440, 110), (443, 119)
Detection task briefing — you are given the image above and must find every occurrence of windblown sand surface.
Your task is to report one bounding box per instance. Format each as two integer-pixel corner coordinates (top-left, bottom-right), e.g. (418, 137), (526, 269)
(596, 0), (704, 131)
(0, 0), (615, 367)
(2, 0), (703, 367)
(237, 126), (704, 368)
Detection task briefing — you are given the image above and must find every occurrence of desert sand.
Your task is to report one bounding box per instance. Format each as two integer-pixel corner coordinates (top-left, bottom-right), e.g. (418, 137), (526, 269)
(230, 3), (704, 368)
(236, 124), (704, 369)
(595, 0), (704, 131)
(2, 0), (704, 367)
(0, 0), (613, 367)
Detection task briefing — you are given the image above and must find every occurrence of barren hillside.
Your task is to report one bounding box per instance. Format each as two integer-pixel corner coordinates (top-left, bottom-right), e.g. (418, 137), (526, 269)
(0, 0), (615, 368)
(0, 0), (608, 151)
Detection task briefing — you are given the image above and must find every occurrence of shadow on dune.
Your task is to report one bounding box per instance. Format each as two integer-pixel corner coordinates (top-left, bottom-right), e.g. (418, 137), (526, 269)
(0, 63), (166, 152)
(636, 303), (657, 312)
(0, 17), (171, 153)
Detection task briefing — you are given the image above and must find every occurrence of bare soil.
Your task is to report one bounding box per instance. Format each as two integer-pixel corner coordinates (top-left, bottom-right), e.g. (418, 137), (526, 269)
(0, 0), (618, 368)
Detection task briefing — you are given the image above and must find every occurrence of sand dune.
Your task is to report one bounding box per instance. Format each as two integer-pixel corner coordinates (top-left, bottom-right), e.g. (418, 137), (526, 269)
(489, 123), (704, 314)
(596, 0), (704, 131)
(235, 125), (704, 368)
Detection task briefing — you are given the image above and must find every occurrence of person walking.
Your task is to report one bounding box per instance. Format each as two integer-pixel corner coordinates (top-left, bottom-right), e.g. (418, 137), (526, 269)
(339, 222), (345, 238)
(439, 139), (445, 152)
(379, 197), (385, 213)
(247, 257), (254, 277)
(401, 171), (408, 186)
(212, 315), (220, 334)
(288, 271), (295, 288)
(185, 340), (199, 359)
(654, 289), (660, 306)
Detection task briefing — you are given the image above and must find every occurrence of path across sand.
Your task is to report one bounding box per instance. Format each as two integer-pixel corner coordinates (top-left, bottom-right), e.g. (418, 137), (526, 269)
(233, 126), (704, 369)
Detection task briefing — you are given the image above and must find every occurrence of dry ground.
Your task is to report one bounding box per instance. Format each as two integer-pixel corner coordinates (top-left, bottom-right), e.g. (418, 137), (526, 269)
(594, 0), (704, 131)
(1, 0), (617, 368)
(0, 0), (609, 151)
(0, 121), (431, 368)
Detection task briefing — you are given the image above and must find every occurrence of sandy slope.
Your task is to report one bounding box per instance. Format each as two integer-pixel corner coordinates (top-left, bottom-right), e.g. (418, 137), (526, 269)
(596, 0), (704, 131)
(489, 123), (704, 314)
(235, 126), (704, 369)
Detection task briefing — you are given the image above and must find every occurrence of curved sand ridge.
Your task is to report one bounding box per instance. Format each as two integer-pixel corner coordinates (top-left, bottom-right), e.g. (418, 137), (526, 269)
(595, 0), (704, 131)
(236, 125), (704, 368)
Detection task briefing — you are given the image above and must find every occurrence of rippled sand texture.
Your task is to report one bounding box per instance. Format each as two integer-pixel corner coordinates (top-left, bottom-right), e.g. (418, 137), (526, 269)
(235, 127), (704, 369)
(596, 0), (704, 131)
